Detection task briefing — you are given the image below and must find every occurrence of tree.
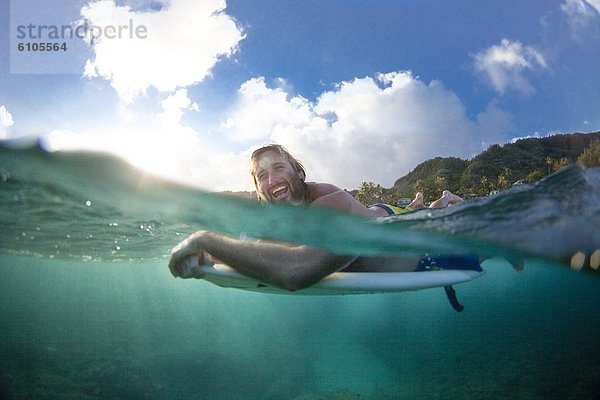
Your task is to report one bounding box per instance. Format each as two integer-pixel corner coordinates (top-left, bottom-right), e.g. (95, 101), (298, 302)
(381, 191), (403, 205)
(497, 167), (512, 190)
(413, 179), (425, 195)
(355, 181), (383, 205)
(433, 176), (447, 193)
(526, 169), (545, 183)
(577, 140), (600, 167)
(546, 156), (570, 173)
(478, 176), (491, 195)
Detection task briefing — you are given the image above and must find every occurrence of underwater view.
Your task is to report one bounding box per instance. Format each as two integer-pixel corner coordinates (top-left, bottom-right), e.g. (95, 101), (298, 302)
(1, 144), (599, 399)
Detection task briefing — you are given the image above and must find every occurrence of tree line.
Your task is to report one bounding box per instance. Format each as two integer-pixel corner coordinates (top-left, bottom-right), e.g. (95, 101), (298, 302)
(354, 132), (600, 206)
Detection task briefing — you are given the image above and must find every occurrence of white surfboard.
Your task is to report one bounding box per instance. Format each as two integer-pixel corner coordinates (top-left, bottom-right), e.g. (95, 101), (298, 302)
(198, 263), (485, 296)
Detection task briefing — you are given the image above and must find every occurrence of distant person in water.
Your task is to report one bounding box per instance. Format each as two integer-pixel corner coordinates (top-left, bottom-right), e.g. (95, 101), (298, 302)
(169, 144), (463, 291)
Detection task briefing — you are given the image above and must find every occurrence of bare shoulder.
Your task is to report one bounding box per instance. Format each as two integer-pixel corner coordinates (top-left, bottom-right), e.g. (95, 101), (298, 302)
(307, 182), (381, 217)
(307, 182), (368, 214)
(306, 182), (344, 201)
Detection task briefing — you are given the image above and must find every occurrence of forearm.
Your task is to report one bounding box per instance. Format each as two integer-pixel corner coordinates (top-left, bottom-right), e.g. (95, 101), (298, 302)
(189, 231), (356, 291)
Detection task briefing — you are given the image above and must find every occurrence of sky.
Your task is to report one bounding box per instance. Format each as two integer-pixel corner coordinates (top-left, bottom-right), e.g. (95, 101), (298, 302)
(1, 0), (599, 191)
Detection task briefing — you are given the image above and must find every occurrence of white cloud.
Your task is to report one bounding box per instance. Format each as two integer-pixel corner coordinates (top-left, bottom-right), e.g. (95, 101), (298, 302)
(474, 39), (547, 95)
(510, 133), (542, 143)
(561, 0), (600, 39)
(562, 0), (600, 18)
(82, 0), (244, 104)
(584, 0), (600, 13)
(220, 72), (512, 190)
(41, 72), (515, 192)
(222, 77), (315, 143)
(0, 106), (14, 140)
(156, 88), (199, 127)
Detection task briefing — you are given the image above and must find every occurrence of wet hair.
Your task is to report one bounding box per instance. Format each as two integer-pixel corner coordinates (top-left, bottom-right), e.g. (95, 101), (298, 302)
(249, 144), (307, 202)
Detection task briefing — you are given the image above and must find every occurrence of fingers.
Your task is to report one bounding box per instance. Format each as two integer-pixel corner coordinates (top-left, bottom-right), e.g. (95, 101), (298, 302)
(169, 254), (204, 279)
(180, 255), (203, 278)
(168, 255), (183, 277)
(168, 231), (215, 279)
(169, 252), (196, 278)
(169, 251), (193, 278)
(169, 251), (212, 278)
(197, 251), (216, 267)
(168, 243), (186, 276)
(168, 232), (199, 276)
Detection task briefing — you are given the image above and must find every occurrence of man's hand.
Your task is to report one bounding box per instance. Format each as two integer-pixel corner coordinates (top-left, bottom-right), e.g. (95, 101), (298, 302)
(169, 231), (215, 278)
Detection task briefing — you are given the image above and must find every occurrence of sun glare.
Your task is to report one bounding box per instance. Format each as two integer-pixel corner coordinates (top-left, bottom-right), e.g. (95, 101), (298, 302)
(43, 127), (192, 186)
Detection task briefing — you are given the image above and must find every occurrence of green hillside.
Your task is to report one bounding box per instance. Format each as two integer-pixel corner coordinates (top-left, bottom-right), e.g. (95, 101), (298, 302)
(460, 132), (600, 191)
(391, 157), (469, 197)
(381, 131), (600, 202)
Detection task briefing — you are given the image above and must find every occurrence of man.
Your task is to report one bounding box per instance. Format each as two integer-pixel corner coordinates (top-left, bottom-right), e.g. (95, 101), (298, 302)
(249, 144), (461, 215)
(169, 144), (463, 291)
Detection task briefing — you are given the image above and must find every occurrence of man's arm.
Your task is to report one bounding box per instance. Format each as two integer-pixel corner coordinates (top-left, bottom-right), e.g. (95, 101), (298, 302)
(169, 230), (357, 291)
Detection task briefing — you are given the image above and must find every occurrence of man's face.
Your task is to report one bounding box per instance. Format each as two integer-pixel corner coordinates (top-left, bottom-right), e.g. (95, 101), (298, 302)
(253, 150), (306, 205)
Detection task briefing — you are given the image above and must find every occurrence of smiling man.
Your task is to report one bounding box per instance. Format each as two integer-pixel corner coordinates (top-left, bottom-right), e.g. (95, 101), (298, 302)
(250, 144), (462, 214)
(250, 144), (395, 215)
(168, 144), (464, 291)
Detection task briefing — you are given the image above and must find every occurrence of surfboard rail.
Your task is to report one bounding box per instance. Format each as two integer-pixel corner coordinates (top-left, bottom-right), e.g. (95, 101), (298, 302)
(198, 264), (485, 296)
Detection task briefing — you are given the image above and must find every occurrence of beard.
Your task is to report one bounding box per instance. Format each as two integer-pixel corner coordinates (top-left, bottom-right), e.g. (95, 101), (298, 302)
(261, 174), (307, 205)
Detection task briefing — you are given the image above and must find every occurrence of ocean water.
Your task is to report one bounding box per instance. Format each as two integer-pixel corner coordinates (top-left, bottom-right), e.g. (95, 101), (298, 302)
(1, 143), (599, 399)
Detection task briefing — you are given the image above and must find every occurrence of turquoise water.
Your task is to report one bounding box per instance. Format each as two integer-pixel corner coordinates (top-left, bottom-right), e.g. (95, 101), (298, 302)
(1, 143), (599, 399)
